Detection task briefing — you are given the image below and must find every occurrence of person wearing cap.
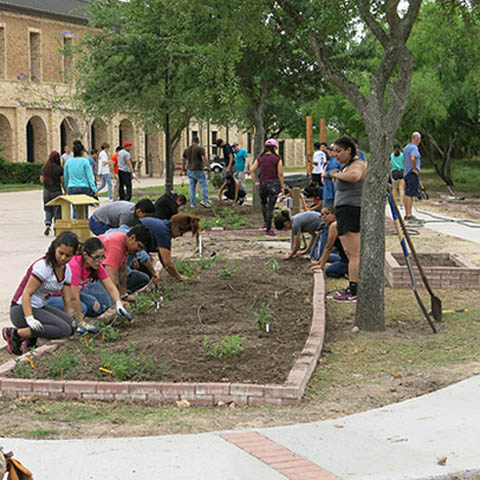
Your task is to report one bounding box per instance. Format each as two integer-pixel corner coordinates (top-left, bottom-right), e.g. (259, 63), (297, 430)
(249, 138), (285, 237)
(118, 141), (134, 201)
(215, 138), (235, 174)
(232, 142), (249, 189)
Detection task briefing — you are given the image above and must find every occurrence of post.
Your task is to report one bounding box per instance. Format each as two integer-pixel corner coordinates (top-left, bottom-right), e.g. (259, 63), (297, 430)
(292, 188), (301, 215)
(306, 116), (313, 174)
(320, 118), (326, 143)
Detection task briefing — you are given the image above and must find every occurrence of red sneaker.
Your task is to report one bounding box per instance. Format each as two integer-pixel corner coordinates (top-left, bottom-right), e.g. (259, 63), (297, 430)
(265, 230), (277, 237)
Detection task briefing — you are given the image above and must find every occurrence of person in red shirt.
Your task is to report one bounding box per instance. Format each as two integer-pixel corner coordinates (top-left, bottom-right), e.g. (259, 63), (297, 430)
(111, 145), (121, 201)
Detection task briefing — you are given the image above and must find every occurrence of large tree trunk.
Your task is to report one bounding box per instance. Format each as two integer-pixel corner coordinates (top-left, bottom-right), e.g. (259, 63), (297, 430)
(250, 91), (267, 212)
(355, 119), (393, 331)
(164, 112), (174, 192)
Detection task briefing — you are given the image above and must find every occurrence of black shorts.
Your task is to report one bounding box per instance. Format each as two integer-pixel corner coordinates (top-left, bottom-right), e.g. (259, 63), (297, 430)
(335, 205), (361, 236)
(404, 171), (419, 197)
(391, 169), (403, 181)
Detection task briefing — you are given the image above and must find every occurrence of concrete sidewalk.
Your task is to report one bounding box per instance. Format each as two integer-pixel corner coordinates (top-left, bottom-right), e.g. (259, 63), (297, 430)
(2, 191), (480, 479)
(2, 375), (480, 479)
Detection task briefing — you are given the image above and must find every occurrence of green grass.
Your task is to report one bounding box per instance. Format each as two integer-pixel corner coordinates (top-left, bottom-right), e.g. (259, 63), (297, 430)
(0, 183), (42, 192)
(24, 428), (59, 438)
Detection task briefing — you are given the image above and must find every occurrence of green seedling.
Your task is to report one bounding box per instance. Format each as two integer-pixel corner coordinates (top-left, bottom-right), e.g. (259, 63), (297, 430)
(203, 335), (244, 358)
(101, 324), (118, 342)
(267, 258), (280, 275)
(220, 266), (235, 277)
(46, 349), (82, 378)
(253, 302), (273, 332)
(13, 358), (35, 379)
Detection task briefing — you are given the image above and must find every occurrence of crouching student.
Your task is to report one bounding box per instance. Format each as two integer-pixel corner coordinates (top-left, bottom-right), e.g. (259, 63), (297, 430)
(2, 232), (79, 356)
(154, 192), (187, 220)
(84, 225), (154, 311)
(274, 210), (324, 260)
(218, 173), (246, 205)
(141, 213), (200, 282)
(310, 206), (348, 278)
(46, 237), (131, 334)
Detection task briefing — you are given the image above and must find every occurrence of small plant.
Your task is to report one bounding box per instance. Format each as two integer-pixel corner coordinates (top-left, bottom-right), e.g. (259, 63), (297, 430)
(14, 358), (35, 379)
(197, 255), (217, 270)
(101, 324), (118, 342)
(266, 258), (280, 275)
(79, 336), (96, 353)
(101, 343), (163, 381)
(211, 172), (224, 189)
(203, 335), (244, 358)
(220, 266), (235, 277)
(174, 258), (197, 278)
(46, 349), (82, 378)
(253, 302), (273, 332)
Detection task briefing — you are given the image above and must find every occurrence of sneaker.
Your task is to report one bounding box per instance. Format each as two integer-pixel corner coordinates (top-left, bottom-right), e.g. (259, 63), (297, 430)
(200, 201), (212, 208)
(44, 226), (51, 236)
(2, 327), (22, 356)
(190, 204), (196, 209)
(259, 224), (267, 230)
(335, 288), (349, 296)
(22, 337), (38, 352)
(76, 322), (101, 335)
(331, 291), (357, 303)
(238, 199), (245, 206)
(265, 230), (277, 237)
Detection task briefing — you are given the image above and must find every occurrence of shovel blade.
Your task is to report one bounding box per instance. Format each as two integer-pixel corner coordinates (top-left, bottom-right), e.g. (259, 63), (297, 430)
(431, 295), (443, 322)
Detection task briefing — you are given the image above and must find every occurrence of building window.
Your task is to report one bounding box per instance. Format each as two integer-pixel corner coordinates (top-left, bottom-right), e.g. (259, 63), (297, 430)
(191, 130), (198, 142)
(0, 25), (5, 79)
(63, 36), (73, 82)
(29, 31), (41, 82)
(211, 131), (218, 156)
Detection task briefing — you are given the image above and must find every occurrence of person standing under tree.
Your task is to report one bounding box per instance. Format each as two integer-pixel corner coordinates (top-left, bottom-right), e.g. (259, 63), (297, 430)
(390, 143), (404, 205)
(312, 142), (327, 189)
(60, 145), (73, 167)
(216, 138), (235, 175)
(403, 132), (422, 222)
(232, 142), (249, 189)
(118, 141), (134, 201)
(97, 143), (113, 201)
(182, 137), (211, 208)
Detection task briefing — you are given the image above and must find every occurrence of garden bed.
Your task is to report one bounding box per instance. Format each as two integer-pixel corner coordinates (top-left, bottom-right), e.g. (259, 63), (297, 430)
(7, 256), (313, 385)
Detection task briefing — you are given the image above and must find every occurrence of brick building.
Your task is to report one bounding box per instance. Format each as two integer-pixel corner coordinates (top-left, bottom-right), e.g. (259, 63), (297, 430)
(0, 0), (304, 174)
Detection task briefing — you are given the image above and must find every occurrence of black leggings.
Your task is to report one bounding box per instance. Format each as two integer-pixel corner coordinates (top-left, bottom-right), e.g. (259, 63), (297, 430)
(10, 303), (76, 339)
(260, 179), (281, 231)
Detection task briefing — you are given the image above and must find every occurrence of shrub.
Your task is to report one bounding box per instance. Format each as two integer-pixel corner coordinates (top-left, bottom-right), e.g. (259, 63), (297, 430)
(203, 335), (244, 358)
(0, 158), (43, 184)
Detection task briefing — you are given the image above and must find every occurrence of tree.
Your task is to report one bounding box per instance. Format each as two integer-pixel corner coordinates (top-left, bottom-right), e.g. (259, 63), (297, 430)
(76, 0), (237, 191)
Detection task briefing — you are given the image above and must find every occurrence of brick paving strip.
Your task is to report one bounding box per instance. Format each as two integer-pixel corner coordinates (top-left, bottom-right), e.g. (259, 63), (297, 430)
(221, 431), (342, 480)
(0, 270), (326, 406)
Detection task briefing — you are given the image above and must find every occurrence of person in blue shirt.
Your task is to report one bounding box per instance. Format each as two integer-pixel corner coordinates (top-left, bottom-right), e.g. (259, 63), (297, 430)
(232, 142), (249, 189)
(352, 138), (366, 161)
(322, 149), (340, 207)
(402, 132), (422, 222)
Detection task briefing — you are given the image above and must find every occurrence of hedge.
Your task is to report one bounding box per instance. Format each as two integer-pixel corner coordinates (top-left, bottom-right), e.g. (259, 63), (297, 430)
(0, 158), (43, 184)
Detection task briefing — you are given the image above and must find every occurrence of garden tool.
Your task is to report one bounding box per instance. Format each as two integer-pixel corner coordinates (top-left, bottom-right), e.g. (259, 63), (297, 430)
(387, 193), (437, 333)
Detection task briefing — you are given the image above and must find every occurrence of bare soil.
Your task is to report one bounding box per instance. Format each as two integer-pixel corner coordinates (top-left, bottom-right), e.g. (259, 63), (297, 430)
(392, 252), (458, 267)
(7, 256), (312, 384)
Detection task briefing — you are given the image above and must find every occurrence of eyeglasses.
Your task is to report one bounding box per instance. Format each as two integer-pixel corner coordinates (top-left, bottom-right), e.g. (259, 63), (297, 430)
(88, 253), (106, 262)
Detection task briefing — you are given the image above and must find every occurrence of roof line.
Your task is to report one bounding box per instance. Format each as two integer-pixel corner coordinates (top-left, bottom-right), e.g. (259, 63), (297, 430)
(0, 3), (89, 25)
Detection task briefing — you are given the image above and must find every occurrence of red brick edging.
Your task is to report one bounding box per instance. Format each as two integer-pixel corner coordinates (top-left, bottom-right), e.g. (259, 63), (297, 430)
(0, 273), (326, 406)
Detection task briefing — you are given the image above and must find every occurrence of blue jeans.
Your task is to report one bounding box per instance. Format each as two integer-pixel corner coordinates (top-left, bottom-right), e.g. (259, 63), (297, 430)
(128, 270), (150, 293)
(89, 216), (111, 235)
(67, 187), (95, 218)
(187, 170), (209, 206)
(326, 261), (348, 278)
(97, 174), (112, 200)
(46, 289), (108, 318)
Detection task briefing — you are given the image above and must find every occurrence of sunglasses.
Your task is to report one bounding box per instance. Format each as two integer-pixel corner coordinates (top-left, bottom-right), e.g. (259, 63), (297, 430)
(88, 253), (106, 262)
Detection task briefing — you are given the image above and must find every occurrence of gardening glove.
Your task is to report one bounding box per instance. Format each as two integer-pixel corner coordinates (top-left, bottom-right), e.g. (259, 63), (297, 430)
(25, 315), (42, 333)
(116, 300), (131, 320)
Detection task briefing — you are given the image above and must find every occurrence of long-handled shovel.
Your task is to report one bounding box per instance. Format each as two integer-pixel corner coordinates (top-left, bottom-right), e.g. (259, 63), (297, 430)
(387, 193), (437, 333)
(389, 193), (443, 323)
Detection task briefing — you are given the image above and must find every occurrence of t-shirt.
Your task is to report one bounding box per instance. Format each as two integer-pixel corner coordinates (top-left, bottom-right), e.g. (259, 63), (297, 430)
(118, 149), (132, 173)
(64, 157), (97, 192)
(88, 156), (97, 177)
(357, 149), (367, 161)
(257, 153), (281, 183)
(403, 142), (421, 175)
(42, 164), (64, 192)
(98, 231), (128, 271)
(111, 153), (119, 174)
(390, 152), (404, 171)
(184, 144), (206, 171)
(141, 217), (172, 251)
(312, 150), (327, 174)
(222, 144), (235, 169)
(291, 211), (324, 235)
(323, 157), (340, 201)
(12, 258), (72, 308)
(154, 193), (179, 220)
(98, 150), (110, 175)
(92, 201), (137, 228)
(68, 255), (109, 290)
(234, 148), (248, 173)
(61, 152), (73, 167)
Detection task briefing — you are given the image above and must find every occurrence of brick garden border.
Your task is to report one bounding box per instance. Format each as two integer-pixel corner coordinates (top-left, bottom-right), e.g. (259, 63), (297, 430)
(385, 252), (480, 289)
(0, 273), (326, 407)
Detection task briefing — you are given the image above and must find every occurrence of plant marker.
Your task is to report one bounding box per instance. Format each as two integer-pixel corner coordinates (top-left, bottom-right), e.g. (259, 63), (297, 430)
(26, 353), (35, 369)
(199, 234), (203, 257)
(266, 323), (270, 333)
(84, 337), (89, 347)
(99, 367), (113, 374)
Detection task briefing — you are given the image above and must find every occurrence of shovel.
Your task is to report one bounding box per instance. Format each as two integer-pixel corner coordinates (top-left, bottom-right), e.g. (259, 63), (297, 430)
(387, 193), (438, 333)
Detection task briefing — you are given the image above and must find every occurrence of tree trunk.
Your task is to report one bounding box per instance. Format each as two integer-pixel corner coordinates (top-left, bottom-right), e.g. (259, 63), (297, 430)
(355, 119), (394, 331)
(164, 112), (173, 192)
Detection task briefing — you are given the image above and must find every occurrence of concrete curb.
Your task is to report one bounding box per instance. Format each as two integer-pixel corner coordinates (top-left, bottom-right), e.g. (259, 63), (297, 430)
(0, 274), (326, 406)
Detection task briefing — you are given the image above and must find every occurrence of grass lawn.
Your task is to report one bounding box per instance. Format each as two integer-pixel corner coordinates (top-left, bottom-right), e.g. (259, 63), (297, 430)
(0, 184), (41, 192)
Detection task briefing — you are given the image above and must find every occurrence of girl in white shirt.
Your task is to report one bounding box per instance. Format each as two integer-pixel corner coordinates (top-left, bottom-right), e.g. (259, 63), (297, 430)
(97, 142), (113, 201)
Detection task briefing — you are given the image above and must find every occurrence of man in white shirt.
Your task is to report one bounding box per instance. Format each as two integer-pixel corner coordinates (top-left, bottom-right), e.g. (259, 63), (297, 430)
(312, 142), (327, 188)
(61, 146), (73, 167)
(97, 143), (113, 200)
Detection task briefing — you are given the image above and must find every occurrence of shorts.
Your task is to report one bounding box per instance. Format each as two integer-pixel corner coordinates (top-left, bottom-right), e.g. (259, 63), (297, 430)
(391, 169), (403, 181)
(335, 205), (361, 236)
(404, 171), (419, 197)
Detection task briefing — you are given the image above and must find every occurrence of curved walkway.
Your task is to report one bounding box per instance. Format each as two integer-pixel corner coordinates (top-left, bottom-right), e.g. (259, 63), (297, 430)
(1, 193), (480, 479)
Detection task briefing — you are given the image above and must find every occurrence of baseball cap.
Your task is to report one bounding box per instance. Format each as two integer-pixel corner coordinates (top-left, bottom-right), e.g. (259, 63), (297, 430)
(124, 141), (132, 147)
